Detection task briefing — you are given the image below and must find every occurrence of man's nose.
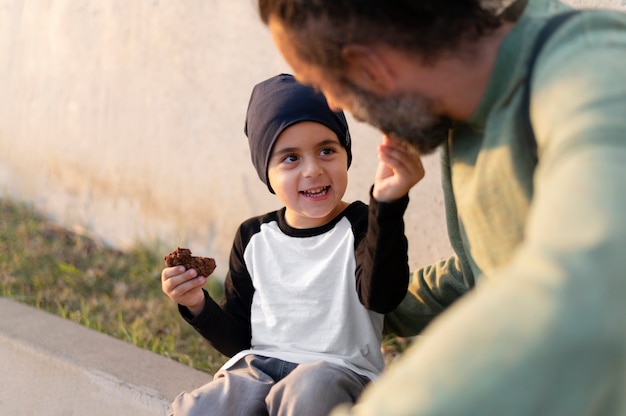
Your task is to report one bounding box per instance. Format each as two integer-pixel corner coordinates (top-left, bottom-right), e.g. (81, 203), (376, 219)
(325, 96), (343, 112)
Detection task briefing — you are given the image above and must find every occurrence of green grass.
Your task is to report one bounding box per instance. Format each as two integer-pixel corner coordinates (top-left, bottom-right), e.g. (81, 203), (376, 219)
(0, 197), (409, 375)
(0, 197), (228, 374)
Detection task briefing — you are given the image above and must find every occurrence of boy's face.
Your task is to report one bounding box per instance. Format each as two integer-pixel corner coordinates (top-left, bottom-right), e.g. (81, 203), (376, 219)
(267, 121), (349, 229)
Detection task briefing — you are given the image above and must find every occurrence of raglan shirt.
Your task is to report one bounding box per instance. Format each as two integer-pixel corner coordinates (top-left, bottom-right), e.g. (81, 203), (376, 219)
(344, 6), (626, 416)
(180, 194), (410, 381)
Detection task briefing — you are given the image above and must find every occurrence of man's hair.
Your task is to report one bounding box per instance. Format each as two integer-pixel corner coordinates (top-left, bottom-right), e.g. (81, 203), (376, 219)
(259, 0), (502, 69)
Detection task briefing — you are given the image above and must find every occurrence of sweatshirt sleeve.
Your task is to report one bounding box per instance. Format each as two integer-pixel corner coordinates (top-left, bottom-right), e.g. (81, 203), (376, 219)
(179, 225), (254, 358)
(383, 253), (470, 336)
(353, 188), (410, 314)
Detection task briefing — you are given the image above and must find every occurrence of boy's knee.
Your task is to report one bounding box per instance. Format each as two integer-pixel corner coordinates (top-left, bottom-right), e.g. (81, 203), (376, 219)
(266, 362), (368, 415)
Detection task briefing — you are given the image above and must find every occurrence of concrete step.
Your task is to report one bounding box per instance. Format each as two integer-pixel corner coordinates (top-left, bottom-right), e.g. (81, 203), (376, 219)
(0, 297), (212, 416)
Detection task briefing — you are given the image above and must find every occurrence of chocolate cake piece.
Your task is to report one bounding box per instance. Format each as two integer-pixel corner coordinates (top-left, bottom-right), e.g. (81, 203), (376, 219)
(164, 247), (217, 277)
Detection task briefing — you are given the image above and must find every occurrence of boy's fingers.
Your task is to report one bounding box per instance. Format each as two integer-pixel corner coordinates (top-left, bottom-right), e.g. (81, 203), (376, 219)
(161, 265), (187, 280)
(379, 150), (414, 174)
(166, 274), (205, 297)
(162, 269), (199, 296)
(380, 143), (424, 173)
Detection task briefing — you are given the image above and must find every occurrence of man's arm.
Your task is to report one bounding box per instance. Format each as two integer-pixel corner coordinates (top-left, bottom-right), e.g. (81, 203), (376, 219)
(384, 254), (471, 336)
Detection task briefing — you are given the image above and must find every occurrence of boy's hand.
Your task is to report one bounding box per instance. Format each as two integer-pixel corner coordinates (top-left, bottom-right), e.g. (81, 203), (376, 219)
(373, 135), (425, 202)
(161, 266), (207, 317)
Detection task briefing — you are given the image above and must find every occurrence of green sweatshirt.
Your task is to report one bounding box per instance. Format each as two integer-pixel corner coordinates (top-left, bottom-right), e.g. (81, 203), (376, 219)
(335, 3), (626, 416)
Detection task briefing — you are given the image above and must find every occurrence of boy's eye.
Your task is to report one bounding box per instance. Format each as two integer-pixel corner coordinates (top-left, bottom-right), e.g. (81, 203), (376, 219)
(320, 147), (335, 156)
(282, 154), (299, 163)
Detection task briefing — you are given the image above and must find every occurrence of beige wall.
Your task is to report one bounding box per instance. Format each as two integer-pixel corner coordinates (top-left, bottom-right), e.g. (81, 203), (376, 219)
(1, 0), (623, 273)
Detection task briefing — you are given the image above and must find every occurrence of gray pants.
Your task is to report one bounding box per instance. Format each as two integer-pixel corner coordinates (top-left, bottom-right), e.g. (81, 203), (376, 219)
(171, 354), (370, 416)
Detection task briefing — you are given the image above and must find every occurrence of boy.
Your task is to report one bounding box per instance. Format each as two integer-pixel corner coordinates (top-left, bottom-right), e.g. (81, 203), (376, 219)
(161, 73), (423, 415)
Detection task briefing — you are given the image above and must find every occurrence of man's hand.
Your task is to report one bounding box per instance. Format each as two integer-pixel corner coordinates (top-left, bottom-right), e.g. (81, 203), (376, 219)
(373, 135), (425, 202)
(161, 266), (207, 317)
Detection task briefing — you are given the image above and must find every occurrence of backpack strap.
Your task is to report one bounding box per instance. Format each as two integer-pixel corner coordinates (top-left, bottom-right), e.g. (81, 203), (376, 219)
(522, 10), (581, 163)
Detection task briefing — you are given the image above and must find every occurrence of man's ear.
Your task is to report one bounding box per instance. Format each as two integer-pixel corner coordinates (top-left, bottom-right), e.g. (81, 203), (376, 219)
(341, 44), (394, 94)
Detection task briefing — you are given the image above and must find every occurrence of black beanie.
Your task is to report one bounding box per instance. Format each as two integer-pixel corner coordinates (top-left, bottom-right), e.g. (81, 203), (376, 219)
(244, 73), (352, 194)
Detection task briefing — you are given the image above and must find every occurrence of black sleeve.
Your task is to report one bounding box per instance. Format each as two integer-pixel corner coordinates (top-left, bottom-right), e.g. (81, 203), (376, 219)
(178, 223), (255, 358)
(354, 187), (410, 314)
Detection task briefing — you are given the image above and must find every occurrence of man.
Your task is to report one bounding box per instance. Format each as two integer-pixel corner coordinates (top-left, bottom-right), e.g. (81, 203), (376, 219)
(257, 0), (626, 415)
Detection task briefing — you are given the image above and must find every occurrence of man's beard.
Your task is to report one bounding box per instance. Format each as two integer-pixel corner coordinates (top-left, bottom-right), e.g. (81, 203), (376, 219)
(340, 81), (453, 154)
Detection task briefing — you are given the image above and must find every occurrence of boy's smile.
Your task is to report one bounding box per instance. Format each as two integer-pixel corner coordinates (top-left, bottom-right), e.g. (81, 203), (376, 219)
(267, 121), (349, 229)
(301, 185), (330, 198)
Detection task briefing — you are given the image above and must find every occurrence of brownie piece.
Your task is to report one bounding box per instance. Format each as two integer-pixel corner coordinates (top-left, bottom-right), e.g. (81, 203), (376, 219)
(164, 247), (217, 276)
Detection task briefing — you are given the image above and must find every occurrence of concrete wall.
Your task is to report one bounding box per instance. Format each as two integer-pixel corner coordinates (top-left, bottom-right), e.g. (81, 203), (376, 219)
(1, 0), (624, 273)
(0, 0), (452, 273)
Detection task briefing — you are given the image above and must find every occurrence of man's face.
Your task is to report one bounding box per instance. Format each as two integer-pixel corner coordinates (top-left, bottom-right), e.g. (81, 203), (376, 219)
(269, 18), (453, 154)
(332, 79), (453, 154)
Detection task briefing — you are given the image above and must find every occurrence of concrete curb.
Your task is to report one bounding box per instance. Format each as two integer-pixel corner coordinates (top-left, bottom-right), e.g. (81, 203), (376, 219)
(0, 297), (212, 415)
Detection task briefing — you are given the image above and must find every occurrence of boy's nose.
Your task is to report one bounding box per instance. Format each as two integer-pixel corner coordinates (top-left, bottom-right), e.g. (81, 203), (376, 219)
(302, 158), (323, 177)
